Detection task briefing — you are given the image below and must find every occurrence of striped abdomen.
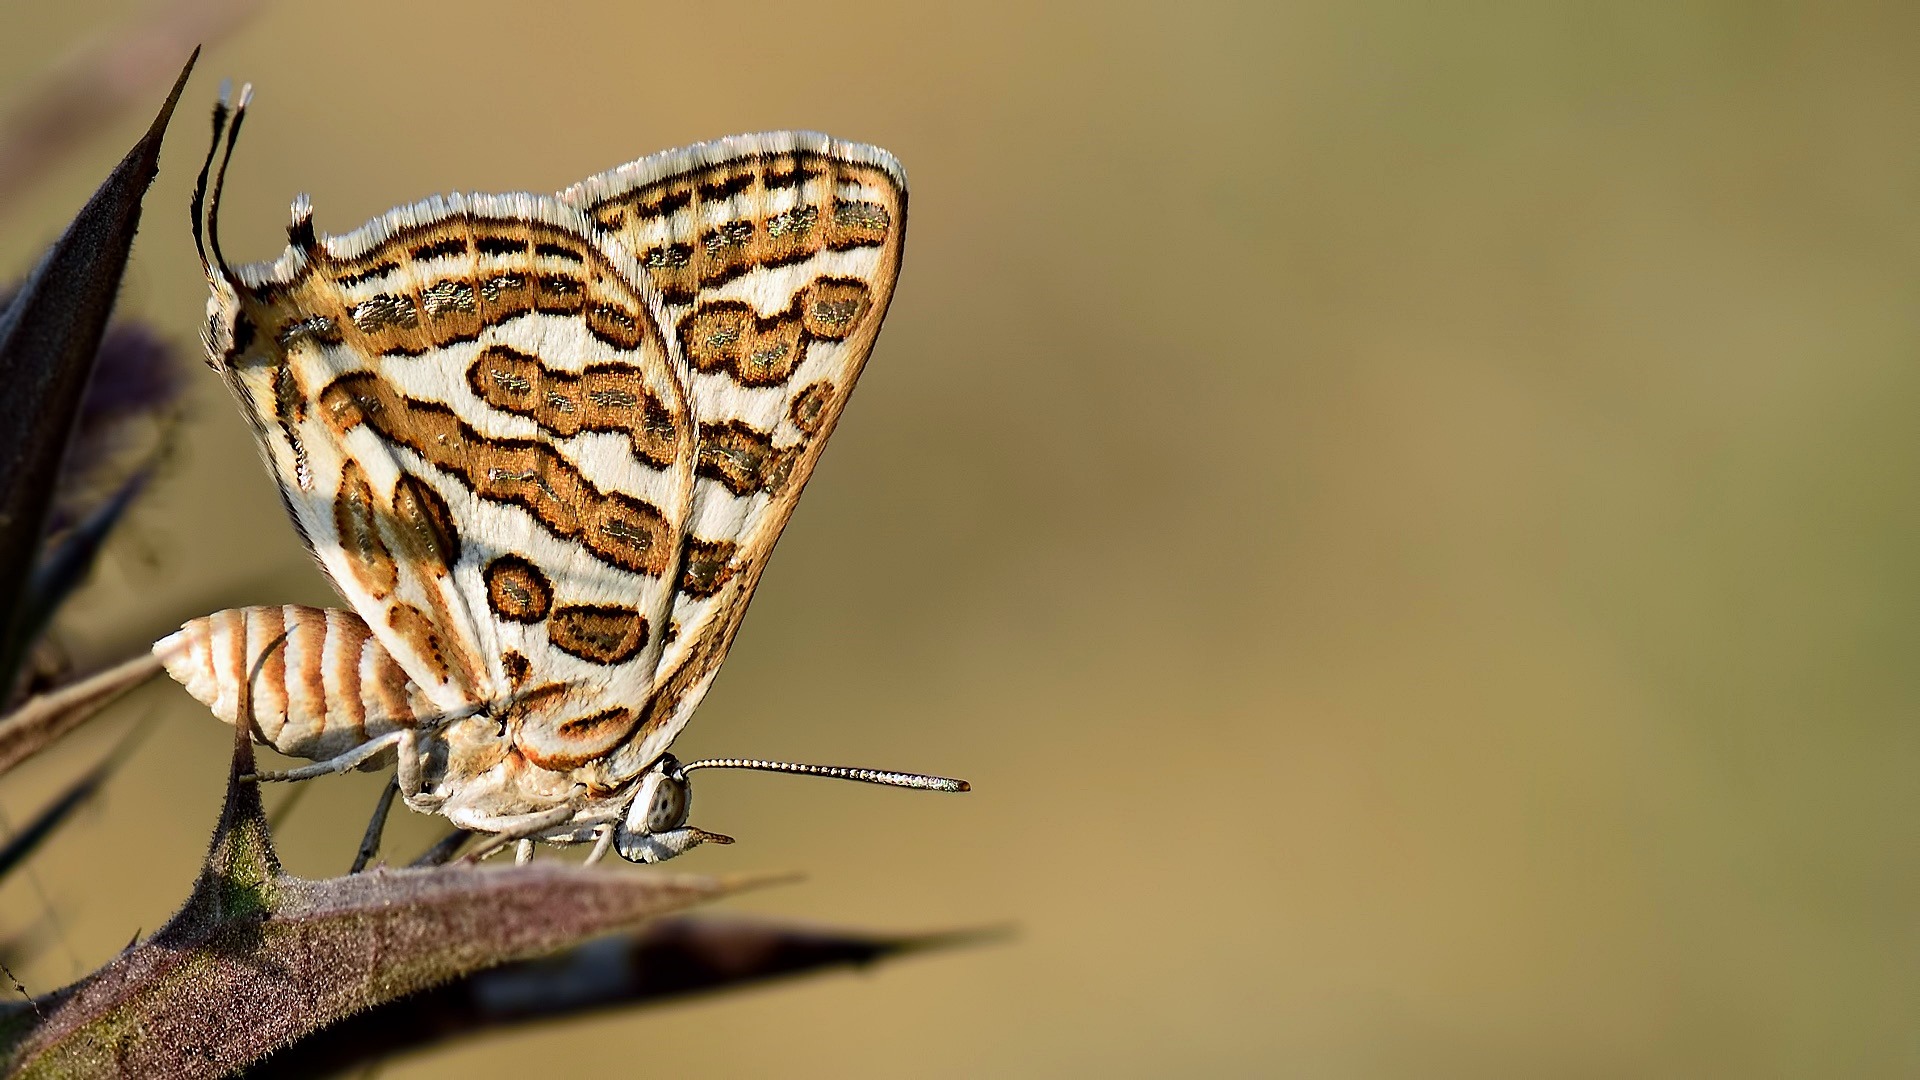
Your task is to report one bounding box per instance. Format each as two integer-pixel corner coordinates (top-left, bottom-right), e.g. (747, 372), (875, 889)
(155, 606), (433, 762)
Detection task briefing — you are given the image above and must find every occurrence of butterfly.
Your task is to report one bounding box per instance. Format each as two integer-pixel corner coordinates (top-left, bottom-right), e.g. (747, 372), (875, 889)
(154, 85), (966, 865)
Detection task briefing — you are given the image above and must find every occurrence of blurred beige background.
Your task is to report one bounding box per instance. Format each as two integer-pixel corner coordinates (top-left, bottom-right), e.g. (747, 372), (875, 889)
(3, 1), (1917, 1075)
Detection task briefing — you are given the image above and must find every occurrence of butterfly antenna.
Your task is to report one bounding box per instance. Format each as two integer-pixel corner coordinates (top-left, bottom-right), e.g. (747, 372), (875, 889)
(205, 81), (254, 284)
(678, 758), (969, 793)
(189, 82), (232, 278)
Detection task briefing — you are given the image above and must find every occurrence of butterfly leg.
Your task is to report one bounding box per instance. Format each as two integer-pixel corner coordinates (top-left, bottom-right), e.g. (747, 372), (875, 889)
(582, 823), (617, 867)
(349, 775), (401, 873)
(514, 839), (535, 865)
(409, 827), (472, 867)
(461, 803), (580, 863)
(244, 729), (407, 782)
(391, 728), (425, 801)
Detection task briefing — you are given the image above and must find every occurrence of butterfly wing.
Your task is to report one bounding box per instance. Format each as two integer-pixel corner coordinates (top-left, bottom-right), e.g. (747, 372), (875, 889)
(560, 132), (908, 774)
(211, 194), (695, 771)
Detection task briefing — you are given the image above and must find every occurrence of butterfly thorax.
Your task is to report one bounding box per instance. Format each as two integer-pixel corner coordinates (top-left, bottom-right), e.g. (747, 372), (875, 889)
(418, 713), (640, 838)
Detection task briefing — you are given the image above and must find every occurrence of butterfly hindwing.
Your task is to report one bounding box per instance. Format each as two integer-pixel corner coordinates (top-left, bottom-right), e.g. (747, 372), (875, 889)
(214, 195), (695, 767)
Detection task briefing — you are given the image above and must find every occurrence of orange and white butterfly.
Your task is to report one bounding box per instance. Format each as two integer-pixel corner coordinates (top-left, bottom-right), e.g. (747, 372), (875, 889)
(155, 85), (965, 865)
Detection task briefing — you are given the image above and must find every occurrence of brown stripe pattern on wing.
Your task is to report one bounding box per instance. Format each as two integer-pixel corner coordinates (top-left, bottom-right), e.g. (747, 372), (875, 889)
(219, 209), (689, 724)
(562, 137), (909, 778)
(583, 150), (898, 306)
(679, 276), (874, 387)
(240, 219), (653, 364)
(154, 605), (432, 763)
(318, 371), (676, 577)
(465, 344), (682, 467)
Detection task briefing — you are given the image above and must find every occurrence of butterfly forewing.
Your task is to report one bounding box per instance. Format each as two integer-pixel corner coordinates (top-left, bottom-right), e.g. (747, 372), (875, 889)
(560, 132), (909, 773)
(217, 196), (695, 768)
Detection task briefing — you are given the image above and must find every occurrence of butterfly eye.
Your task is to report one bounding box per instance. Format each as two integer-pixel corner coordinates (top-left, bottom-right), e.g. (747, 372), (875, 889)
(621, 759), (691, 846)
(644, 774), (690, 833)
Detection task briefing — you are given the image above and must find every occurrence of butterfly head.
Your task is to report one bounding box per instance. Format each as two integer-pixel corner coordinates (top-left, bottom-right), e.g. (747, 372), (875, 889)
(612, 754), (738, 864)
(608, 753), (969, 864)
(615, 754), (690, 855)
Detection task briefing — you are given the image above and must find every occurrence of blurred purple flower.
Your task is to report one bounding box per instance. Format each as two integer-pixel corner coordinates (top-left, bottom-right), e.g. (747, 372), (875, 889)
(0, 285), (182, 541)
(50, 319), (181, 536)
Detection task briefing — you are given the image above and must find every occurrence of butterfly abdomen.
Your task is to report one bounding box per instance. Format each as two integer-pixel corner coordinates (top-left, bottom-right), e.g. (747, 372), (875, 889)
(155, 605), (430, 762)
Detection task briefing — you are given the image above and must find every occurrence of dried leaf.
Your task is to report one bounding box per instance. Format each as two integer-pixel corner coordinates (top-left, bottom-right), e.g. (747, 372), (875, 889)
(0, 653), (162, 779)
(247, 916), (998, 1079)
(0, 50), (197, 689)
(0, 680), (770, 1078)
